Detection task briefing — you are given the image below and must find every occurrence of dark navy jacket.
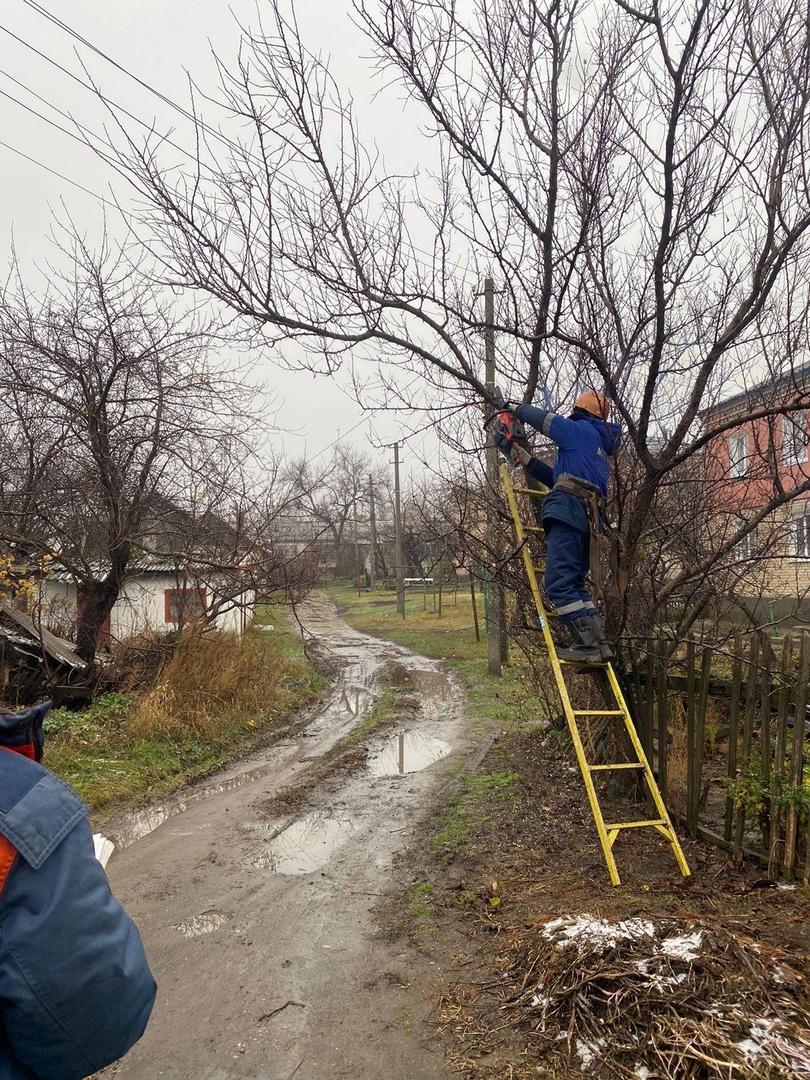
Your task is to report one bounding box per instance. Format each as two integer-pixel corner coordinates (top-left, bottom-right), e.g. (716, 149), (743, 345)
(515, 404), (621, 534)
(0, 747), (156, 1079)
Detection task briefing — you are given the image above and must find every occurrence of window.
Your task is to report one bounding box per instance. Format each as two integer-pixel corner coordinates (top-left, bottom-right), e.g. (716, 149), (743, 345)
(728, 431), (748, 478)
(733, 530), (757, 562)
(782, 412), (808, 466)
(789, 503), (810, 559)
(164, 587), (207, 623)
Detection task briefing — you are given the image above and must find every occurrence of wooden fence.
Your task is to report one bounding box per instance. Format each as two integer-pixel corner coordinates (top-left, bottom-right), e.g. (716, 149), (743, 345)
(626, 632), (809, 881)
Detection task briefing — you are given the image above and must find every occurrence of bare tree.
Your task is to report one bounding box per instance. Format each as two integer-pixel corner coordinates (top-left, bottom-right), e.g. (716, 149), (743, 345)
(0, 230), (261, 661)
(100, 0), (810, 639)
(285, 441), (390, 577)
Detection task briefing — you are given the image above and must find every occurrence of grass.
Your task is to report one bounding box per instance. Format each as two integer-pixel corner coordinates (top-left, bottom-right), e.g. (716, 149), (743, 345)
(429, 771), (520, 860)
(406, 880), (438, 917)
(44, 605), (327, 811)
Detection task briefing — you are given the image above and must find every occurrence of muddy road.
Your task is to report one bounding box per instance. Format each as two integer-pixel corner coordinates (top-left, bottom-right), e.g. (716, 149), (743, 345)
(101, 596), (481, 1080)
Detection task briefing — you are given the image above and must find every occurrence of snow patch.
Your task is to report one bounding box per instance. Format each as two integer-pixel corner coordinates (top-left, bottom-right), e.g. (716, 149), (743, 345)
(542, 915), (656, 951)
(575, 1036), (606, 1069)
(658, 930), (703, 961)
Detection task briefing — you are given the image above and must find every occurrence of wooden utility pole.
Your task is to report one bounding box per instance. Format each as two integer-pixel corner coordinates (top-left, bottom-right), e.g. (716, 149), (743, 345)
(484, 277), (502, 675)
(393, 442), (405, 617)
(368, 474), (377, 591)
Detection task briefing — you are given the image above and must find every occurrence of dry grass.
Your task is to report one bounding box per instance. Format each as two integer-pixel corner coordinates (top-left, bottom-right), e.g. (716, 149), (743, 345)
(126, 628), (312, 742)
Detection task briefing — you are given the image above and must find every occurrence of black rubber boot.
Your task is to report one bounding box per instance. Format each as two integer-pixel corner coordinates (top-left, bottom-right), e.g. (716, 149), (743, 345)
(556, 618), (603, 663)
(586, 613), (615, 662)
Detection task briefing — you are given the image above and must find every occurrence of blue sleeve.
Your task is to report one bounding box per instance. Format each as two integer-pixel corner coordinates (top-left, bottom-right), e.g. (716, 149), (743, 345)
(515, 405), (580, 450)
(526, 458), (554, 487)
(0, 817), (157, 1080)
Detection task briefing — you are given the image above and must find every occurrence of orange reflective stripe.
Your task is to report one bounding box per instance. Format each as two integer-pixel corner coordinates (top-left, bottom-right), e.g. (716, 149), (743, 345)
(0, 835), (17, 895)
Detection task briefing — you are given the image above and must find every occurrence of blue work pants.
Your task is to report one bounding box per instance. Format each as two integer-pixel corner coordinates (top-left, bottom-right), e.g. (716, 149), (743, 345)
(544, 520), (595, 623)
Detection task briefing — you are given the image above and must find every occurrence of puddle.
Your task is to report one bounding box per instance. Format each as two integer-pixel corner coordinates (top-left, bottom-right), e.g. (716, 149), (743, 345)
(254, 811), (356, 875)
(108, 764), (276, 848)
(367, 730), (452, 777)
(406, 669), (454, 702)
(338, 686), (371, 716)
(174, 909), (234, 937)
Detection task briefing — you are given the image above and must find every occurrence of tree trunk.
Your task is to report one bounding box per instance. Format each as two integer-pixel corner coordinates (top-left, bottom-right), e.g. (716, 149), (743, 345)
(75, 578), (120, 662)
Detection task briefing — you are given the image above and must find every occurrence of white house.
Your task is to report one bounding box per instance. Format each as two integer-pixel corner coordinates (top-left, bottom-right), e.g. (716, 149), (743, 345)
(40, 562), (255, 646)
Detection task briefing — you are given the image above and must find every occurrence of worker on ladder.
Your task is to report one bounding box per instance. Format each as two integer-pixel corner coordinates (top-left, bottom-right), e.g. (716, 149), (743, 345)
(502, 390), (621, 664)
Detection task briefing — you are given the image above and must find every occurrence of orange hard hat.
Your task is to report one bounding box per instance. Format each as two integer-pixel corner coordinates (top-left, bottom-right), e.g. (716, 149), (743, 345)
(574, 389), (609, 419)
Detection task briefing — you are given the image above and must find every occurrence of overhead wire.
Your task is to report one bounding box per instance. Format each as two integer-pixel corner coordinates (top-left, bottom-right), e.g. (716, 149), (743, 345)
(0, 22), (210, 168)
(3, 2), (488, 467)
(9, 0), (480, 284)
(0, 136), (116, 207)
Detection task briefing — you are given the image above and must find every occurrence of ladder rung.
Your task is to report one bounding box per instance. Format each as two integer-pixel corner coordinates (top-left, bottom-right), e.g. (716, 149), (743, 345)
(589, 762), (645, 771)
(499, 461), (691, 887)
(572, 709), (624, 716)
(605, 819), (666, 830)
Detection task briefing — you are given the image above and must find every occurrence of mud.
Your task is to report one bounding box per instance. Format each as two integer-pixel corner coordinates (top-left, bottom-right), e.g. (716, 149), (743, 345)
(99, 595), (483, 1080)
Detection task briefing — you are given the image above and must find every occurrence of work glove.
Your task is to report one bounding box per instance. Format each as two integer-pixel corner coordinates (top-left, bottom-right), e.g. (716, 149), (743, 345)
(511, 444), (532, 468)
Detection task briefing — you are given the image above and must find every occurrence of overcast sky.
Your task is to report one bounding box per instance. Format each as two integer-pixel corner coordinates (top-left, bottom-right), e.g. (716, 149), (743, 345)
(0, 0), (446, 479)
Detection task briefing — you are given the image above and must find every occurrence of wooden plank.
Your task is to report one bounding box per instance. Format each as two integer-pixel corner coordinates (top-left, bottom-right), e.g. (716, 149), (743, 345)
(645, 643), (655, 761)
(656, 636), (669, 800)
(0, 597), (86, 669)
(759, 637), (773, 850)
(783, 632), (809, 880)
(734, 634), (761, 859)
(768, 635), (792, 880)
(692, 646), (712, 836)
(685, 641), (697, 836)
(723, 634), (744, 842)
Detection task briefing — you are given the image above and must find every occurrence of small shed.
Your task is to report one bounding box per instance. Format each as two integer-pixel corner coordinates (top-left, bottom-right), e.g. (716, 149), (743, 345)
(0, 596), (87, 704)
(39, 562), (255, 645)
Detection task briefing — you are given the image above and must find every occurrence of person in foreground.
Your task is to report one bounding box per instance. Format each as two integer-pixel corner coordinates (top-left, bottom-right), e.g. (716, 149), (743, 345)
(506, 389), (621, 663)
(0, 702), (157, 1080)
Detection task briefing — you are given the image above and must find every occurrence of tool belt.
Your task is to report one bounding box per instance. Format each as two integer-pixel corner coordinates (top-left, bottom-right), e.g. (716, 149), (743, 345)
(554, 474), (626, 603)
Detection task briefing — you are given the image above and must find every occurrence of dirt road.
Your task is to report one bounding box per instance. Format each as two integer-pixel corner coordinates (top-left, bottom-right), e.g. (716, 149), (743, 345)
(100, 596), (479, 1080)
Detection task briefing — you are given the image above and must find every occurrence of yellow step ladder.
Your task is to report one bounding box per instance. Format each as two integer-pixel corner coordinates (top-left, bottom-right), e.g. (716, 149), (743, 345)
(501, 463), (690, 886)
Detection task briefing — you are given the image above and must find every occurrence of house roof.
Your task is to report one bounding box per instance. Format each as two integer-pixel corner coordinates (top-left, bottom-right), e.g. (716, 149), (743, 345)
(708, 360), (810, 418)
(48, 559), (203, 583)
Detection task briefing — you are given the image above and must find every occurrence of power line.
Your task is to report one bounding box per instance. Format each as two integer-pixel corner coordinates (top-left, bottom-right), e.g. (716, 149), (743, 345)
(0, 80), (100, 152)
(16, 0), (269, 165)
(0, 22), (204, 167)
(12, 0), (479, 283)
(0, 136), (115, 206)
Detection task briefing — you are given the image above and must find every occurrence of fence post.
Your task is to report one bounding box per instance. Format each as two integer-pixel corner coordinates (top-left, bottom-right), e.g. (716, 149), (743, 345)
(686, 641), (697, 835)
(768, 634), (793, 880)
(645, 642), (655, 763)
(784, 632), (809, 880)
(724, 633), (744, 843)
(689, 646), (712, 836)
(656, 636), (669, 799)
(759, 636), (774, 849)
(734, 634), (761, 859)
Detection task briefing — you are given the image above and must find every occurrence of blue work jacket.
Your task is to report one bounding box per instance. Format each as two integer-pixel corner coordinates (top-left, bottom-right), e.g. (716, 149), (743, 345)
(515, 404), (621, 534)
(0, 746), (156, 1079)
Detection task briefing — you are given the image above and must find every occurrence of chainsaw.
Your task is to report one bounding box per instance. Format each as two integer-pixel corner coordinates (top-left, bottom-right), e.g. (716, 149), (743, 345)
(484, 387), (528, 463)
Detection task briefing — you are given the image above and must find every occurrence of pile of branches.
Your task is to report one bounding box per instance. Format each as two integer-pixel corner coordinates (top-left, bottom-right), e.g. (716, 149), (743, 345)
(503, 914), (810, 1078)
